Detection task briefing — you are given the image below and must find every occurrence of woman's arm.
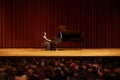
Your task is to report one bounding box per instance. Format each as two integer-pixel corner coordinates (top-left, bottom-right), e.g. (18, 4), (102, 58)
(43, 36), (52, 42)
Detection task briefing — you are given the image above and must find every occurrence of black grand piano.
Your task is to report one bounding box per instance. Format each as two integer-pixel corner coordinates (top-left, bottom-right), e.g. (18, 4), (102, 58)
(57, 31), (83, 42)
(52, 26), (83, 50)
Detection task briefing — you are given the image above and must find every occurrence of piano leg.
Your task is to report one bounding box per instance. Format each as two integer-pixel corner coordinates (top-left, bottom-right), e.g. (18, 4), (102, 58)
(55, 43), (58, 51)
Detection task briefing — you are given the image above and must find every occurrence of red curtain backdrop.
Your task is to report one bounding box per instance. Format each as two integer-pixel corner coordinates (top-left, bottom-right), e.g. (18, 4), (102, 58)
(0, 0), (120, 48)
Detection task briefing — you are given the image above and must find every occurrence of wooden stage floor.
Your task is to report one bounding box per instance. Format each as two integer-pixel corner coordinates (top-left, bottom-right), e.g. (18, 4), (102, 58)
(0, 48), (120, 57)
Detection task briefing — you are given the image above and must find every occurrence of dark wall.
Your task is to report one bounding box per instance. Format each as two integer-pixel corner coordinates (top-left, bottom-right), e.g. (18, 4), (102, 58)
(0, 0), (120, 48)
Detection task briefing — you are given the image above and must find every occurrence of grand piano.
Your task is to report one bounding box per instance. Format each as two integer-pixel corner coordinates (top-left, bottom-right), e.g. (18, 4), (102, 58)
(58, 31), (83, 42)
(52, 26), (83, 50)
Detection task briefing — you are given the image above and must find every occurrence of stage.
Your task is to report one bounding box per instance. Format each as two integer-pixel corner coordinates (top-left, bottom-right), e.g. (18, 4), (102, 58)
(0, 48), (120, 57)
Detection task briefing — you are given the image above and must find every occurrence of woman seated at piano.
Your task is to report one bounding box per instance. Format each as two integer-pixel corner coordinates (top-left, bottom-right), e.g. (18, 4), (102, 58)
(42, 32), (52, 50)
